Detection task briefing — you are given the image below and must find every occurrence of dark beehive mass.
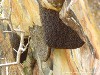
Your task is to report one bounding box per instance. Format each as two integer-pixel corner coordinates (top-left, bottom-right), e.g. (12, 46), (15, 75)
(38, 1), (84, 49)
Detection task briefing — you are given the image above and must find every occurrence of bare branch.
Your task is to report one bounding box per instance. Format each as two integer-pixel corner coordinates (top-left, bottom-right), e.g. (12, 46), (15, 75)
(22, 36), (31, 52)
(5, 58), (9, 75)
(16, 32), (25, 63)
(0, 31), (29, 67)
(3, 31), (12, 33)
(0, 0), (29, 67)
(13, 48), (18, 53)
(8, 0), (14, 31)
(0, 62), (18, 67)
(0, 18), (9, 21)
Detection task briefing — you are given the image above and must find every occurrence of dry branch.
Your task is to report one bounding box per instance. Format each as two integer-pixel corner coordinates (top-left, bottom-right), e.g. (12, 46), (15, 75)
(0, 31), (30, 67)
(0, 0), (30, 67)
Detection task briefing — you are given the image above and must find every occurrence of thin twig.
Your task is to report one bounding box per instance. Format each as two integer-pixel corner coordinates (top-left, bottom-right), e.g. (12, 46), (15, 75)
(16, 32), (25, 63)
(8, 0), (14, 31)
(0, 62), (18, 67)
(0, 31), (29, 67)
(0, 0), (29, 67)
(3, 31), (12, 33)
(13, 48), (18, 53)
(0, 0), (31, 68)
(0, 18), (9, 21)
(5, 58), (9, 75)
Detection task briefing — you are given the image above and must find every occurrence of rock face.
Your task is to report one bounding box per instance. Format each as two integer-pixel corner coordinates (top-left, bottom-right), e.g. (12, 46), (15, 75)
(1, 0), (41, 36)
(47, 0), (65, 8)
(29, 26), (50, 61)
(38, 1), (85, 49)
